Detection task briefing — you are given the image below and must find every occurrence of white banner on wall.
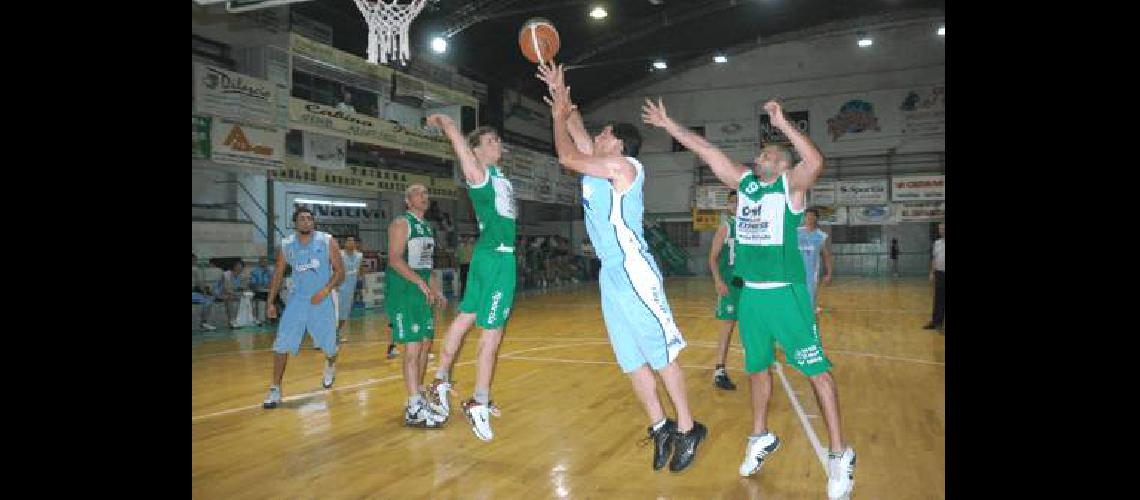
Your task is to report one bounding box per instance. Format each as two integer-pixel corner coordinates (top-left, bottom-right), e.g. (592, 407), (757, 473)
(894, 201), (944, 221)
(837, 179), (889, 205)
(194, 63), (277, 126)
(847, 204), (892, 225)
(809, 181), (837, 206)
(706, 119), (758, 155)
(694, 185), (733, 209)
(891, 174), (944, 201)
(303, 131), (347, 170)
(210, 118), (284, 169)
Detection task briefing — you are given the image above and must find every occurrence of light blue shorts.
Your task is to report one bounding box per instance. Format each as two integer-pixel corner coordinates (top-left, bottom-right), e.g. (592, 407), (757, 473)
(337, 276), (358, 320)
(273, 291), (338, 356)
(598, 252), (686, 373)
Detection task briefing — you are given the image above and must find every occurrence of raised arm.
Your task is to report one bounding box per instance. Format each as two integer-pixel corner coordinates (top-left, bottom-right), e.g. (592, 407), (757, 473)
(427, 114), (486, 186)
(642, 98), (747, 189)
(764, 100), (824, 195)
(543, 71), (634, 184)
(537, 63), (593, 155)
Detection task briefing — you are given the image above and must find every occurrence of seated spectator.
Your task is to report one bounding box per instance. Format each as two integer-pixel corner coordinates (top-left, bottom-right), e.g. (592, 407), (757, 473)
(214, 260), (245, 329)
(192, 253), (217, 331)
(249, 257), (271, 326)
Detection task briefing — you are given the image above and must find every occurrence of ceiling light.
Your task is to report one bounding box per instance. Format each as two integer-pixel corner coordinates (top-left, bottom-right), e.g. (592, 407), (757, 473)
(856, 32), (873, 47)
(431, 36), (447, 53)
(589, 6), (607, 19)
(937, 25), (945, 36)
(652, 60), (667, 70)
(295, 198), (367, 208)
(713, 54), (727, 63)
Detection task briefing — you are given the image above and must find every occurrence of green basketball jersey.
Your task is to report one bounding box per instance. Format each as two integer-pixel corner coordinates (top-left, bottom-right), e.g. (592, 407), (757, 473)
(467, 165), (517, 251)
(389, 211), (434, 286)
(733, 172), (806, 283)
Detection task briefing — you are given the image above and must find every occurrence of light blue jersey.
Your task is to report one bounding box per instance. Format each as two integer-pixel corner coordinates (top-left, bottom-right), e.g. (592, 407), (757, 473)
(337, 250), (363, 320)
(581, 157), (686, 373)
(273, 231), (338, 355)
(797, 226), (828, 308)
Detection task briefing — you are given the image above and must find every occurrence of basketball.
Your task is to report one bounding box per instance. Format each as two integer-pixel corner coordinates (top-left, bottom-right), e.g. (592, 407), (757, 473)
(519, 18), (560, 64)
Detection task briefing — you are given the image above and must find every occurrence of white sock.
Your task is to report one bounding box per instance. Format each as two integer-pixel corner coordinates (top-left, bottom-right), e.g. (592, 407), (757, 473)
(652, 418), (668, 432)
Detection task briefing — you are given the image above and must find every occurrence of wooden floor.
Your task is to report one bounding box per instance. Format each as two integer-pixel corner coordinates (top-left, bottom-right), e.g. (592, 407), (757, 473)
(192, 277), (945, 499)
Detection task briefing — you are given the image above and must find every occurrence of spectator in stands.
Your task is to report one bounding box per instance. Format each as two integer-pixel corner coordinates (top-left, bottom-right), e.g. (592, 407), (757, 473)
(336, 88), (356, 114)
(890, 238), (900, 277)
(249, 257), (272, 326)
(216, 260), (245, 329)
(193, 253), (217, 331)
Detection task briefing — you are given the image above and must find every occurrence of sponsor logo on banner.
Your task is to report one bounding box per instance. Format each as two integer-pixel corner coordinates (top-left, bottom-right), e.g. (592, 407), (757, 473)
(758, 111), (810, 145)
(826, 100), (880, 141)
(894, 201), (944, 221)
(210, 119), (284, 169)
(289, 98), (455, 160)
(837, 179), (889, 205)
(194, 63), (276, 126)
(287, 195), (383, 222)
(273, 156), (457, 198)
(900, 86), (945, 136)
(847, 204), (892, 225)
(302, 131), (347, 170)
(193, 115), (211, 160)
(891, 175), (944, 201)
(815, 206), (847, 226)
(809, 181), (836, 206)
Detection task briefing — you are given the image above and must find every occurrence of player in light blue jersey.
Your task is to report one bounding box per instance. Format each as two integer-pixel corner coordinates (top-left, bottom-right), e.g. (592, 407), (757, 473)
(261, 207), (346, 409)
(797, 208), (832, 313)
(539, 63), (706, 473)
(336, 236), (366, 342)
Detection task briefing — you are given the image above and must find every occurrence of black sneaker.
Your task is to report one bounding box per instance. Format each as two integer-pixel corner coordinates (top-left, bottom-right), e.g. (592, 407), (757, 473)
(714, 370), (737, 390)
(644, 419), (676, 471)
(669, 421), (707, 472)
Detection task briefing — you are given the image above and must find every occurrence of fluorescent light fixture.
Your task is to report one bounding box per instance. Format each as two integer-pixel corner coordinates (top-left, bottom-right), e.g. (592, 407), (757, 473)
(431, 36), (447, 53)
(713, 54), (728, 63)
(653, 60), (668, 69)
(857, 37), (873, 47)
(589, 6), (607, 19)
(295, 198), (367, 208)
(937, 25), (945, 36)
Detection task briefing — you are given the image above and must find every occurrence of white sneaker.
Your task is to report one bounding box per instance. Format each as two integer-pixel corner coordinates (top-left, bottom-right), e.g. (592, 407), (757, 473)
(322, 361), (336, 389)
(231, 320), (240, 329)
(461, 398), (501, 441)
(739, 432), (781, 477)
(405, 400), (445, 428)
(426, 379), (452, 416)
(262, 386), (282, 409)
(201, 323), (217, 331)
(827, 446), (856, 499)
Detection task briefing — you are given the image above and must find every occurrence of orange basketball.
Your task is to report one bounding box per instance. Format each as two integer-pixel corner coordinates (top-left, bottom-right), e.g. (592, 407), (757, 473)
(519, 18), (560, 64)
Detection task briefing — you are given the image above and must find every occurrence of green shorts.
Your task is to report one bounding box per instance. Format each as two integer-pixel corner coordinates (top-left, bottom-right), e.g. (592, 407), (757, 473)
(738, 282), (832, 376)
(458, 248), (516, 329)
(715, 278), (743, 320)
(384, 269), (435, 344)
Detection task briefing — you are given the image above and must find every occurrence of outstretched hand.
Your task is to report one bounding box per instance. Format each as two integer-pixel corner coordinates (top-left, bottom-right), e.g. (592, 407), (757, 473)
(641, 97), (672, 128)
(426, 114), (455, 130)
(542, 80), (576, 122)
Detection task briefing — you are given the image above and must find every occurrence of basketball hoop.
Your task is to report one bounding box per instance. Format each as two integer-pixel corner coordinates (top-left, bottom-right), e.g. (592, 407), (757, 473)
(354, 0), (428, 65)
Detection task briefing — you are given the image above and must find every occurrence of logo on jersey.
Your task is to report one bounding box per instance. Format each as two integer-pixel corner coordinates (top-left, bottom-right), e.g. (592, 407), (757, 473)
(743, 181), (759, 195)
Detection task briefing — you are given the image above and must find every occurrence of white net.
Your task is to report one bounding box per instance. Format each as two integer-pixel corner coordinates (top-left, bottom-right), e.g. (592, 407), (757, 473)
(354, 0), (428, 65)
